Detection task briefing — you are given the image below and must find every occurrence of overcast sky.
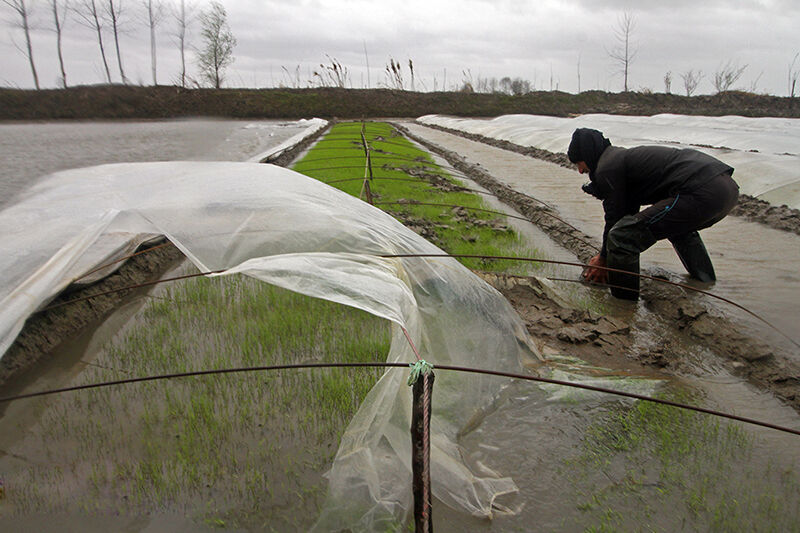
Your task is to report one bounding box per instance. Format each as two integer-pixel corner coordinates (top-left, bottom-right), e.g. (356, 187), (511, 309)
(2, 0), (799, 96)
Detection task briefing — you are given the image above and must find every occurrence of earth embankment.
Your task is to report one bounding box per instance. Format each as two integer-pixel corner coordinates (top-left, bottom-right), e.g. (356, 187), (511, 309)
(2, 85), (799, 120)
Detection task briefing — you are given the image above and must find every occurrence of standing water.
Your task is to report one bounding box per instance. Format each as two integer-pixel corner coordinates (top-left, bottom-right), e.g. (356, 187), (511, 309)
(0, 118), (314, 209)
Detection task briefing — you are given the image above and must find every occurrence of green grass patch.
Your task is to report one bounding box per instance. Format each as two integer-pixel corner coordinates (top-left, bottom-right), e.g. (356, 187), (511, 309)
(567, 391), (800, 532)
(4, 273), (391, 530)
(293, 121), (543, 275)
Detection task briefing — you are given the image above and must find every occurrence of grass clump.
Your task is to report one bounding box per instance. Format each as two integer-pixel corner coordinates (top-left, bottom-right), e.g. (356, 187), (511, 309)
(3, 273), (391, 530)
(293, 121), (543, 275)
(567, 391), (800, 532)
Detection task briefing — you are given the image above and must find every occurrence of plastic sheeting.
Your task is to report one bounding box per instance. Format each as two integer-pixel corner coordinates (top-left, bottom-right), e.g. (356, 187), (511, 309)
(246, 118), (328, 163)
(0, 161), (541, 529)
(417, 113), (800, 209)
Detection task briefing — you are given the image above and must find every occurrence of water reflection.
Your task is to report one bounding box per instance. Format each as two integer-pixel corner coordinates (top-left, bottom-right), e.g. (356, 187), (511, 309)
(0, 119), (310, 209)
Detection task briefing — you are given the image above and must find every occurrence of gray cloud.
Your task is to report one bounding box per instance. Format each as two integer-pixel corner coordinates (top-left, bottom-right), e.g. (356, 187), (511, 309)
(1, 0), (797, 95)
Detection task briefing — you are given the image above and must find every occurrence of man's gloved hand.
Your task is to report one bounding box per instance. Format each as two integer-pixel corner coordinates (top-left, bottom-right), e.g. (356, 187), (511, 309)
(581, 181), (601, 198)
(582, 254), (609, 284)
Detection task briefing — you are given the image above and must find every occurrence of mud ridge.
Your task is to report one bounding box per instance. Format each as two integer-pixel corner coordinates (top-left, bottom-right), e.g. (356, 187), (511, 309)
(394, 122), (800, 413)
(478, 272), (635, 363)
(417, 122), (800, 238)
(0, 241), (185, 388)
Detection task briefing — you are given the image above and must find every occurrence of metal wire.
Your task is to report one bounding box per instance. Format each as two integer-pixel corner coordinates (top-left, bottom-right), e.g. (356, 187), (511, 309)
(380, 252), (800, 349)
(1, 361), (798, 436)
(37, 269), (226, 313)
(70, 241), (174, 284)
(37, 249), (797, 350)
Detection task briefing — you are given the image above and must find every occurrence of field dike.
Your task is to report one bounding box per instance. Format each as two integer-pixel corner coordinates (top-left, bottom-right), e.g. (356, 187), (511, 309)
(395, 121), (800, 413)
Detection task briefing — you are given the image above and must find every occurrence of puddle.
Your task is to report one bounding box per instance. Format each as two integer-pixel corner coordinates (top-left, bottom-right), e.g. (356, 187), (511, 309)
(430, 350), (800, 531)
(0, 119), (314, 209)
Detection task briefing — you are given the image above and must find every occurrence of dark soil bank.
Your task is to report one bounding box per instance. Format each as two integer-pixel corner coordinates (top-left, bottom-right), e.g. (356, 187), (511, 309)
(0, 241), (185, 387)
(2, 85), (800, 120)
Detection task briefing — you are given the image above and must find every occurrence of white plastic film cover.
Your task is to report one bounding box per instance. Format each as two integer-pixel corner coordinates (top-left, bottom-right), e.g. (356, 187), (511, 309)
(0, 161), (541, 529)
(417, 113), (800, 209)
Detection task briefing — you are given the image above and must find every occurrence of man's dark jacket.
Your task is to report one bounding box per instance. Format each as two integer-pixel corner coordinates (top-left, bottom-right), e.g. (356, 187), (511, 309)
(590, 145), (734, 256)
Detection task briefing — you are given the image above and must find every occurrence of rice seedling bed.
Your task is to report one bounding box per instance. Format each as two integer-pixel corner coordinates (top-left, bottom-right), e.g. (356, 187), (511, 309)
(292, 121), (544, 275)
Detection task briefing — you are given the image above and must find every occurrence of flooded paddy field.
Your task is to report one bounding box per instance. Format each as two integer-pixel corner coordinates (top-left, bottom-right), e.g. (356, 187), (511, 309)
(1, 119), (799, 531)
(0, 270), (389, 531)
(0, 118), (314, 209)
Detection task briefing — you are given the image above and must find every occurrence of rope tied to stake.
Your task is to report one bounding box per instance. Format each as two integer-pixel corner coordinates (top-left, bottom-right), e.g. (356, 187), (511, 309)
(407, 360), (434, 386)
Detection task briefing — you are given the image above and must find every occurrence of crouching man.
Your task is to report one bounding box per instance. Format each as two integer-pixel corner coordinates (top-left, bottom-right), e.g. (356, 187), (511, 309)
(567, 128), (739, 300)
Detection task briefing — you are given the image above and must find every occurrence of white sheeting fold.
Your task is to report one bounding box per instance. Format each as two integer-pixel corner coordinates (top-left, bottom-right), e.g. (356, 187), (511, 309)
(417, 113), (800, 209)
(1, 161), (540, 529)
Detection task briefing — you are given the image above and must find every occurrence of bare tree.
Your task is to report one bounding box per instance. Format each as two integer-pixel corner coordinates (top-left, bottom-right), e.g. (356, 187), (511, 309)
(75, 0), (112, 83)
(713, 60), (747, 93)
(141, 0), (164, 85)
(2, 0), (40, 89)
(104, 0), (127, 83)
(362, 40), (370, 88)
(788, 53), (799, 98)
(170, 0), (192, 87)
(608, 11), (637, 92)
(50, 0), (69, 87)
(663, 71), (672, 94)
(680, 69), (704, 96)
(196, 0), (236, 88)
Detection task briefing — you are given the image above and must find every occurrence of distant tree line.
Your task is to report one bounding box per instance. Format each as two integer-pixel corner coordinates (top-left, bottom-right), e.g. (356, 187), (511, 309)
(1, 0), (235, 89)
(609, 11), (800, 98)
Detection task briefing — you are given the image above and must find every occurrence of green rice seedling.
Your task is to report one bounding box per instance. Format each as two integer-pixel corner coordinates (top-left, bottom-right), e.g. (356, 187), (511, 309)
(293, 121), (543, 275)
(565, 389), (800, 531)
(2, 274), (392, 530)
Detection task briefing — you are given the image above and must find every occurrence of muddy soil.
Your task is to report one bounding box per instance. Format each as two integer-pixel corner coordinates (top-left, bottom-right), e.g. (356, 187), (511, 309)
(418, 122), (800, 237)
(394, 122), (800, 413)
(0, 242), (185, 388)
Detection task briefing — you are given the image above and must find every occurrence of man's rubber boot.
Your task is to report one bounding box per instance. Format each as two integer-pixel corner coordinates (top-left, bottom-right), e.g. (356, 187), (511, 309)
(606, 215), (657, 300)
(670, 232), (716, 282)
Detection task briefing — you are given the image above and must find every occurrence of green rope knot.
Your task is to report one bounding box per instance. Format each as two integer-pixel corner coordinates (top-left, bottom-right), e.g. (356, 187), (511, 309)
(407, 360), (434, 386)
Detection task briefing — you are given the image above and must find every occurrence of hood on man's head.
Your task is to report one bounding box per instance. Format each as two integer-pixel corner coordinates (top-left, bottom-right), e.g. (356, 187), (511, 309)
(567, 128), (611, 172)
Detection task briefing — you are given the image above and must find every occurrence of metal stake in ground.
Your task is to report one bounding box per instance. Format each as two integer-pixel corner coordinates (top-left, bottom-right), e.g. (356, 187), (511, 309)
(410, 362), (435, 532)
(360, 123), (375, 204)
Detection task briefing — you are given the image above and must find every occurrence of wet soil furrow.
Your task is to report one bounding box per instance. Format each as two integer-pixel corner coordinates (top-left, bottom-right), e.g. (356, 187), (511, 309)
(393, 122), (800, 413)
